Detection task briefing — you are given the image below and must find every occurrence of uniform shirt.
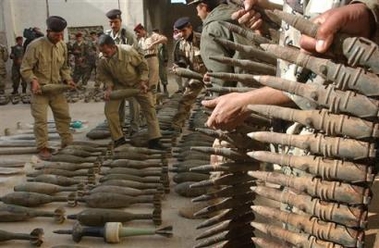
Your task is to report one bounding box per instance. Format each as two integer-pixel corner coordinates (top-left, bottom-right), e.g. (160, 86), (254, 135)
(21, 37), (72, 85)
(106, 28), (136, 46)
(71, 41), (88, 67)
(0, 44), (8, 74)
(10, 44), (24, 66)
(97, 45), (149, 88)
(137, 32), (166, 57)
(176, 31), (206, 74)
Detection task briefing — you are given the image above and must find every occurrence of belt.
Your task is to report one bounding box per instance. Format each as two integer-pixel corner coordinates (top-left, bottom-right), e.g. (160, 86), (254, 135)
(144, 54), (156, 59)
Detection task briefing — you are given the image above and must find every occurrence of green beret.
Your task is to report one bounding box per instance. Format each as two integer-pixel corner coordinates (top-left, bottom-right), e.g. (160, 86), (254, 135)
(106, 9), (122, 19)
(46, 16), (67, 32)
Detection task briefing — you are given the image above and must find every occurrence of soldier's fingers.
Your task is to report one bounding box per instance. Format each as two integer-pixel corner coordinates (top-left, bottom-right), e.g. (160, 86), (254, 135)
(231, 9), (246, 21)
(299, 35), (317, 53)
(201, 99), (217, 109)
(238, 11), (258, 25)
(249, 19), (263, 30)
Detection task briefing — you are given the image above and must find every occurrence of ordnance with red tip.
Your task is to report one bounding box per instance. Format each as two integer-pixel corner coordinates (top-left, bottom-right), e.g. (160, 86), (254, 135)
(253, 75), (379, 119)
(248, 151), (374, 183)
(219, 21), (274, 45)
(251, 205), (364, 247)
(261, 43), (379, 97)
(213, 37), (277, 65)
(270, 9), (379, 74)
(14, 182), (83, 195)
(194, 228), (254, 248)
(252, 186), (368, 228)
(190, 173), (255, 188)
(101, 159), (162, 169)
(85, 185), (158, 197)
(27, 168), (95, 178)
(67, 208), (161, 226)
(251, 221), (344, 248)
(192, 183), (255, 202)
(101, 167), (163, 177)
(194, 192), (255, 217)
(0, 204), (65, 223)
(99, 174), (162, 184)
(248, 171), (371, 205)
(248, 104), (379, 140)
(207, 72), (260, 88)
(251, 237), (290, 248)
(197, 205), (254, 229)
(209, 56), (276, 75)
(172, 67), (204, 81)
(248, 131), (377, 160)
(0, 228), (43, 247)
(190, 146), (255, 162)
(53, 222), (172, 243)
(27, 174), (94, 186)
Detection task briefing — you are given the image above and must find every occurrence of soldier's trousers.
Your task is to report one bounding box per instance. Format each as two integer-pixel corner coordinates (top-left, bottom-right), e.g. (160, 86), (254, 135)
(0, 74), (5, 92)
(146, 56), (159, 104)
(105, 90), (161, 141)
(31, 93), (73, 150)
(11, 65), (26, 92)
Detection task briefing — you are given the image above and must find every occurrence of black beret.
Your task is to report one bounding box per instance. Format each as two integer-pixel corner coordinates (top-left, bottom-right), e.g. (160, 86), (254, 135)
(75, 32), (83, 38)
(133, 23), (144, 32)
(106, 9), (122, 19)
(46, 16), (67, 32)
(174, 17), (191, 30)
(97, 34), (115, 46)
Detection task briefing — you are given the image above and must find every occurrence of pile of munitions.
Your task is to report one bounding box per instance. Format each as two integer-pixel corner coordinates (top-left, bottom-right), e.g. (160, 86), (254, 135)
(0, 126), (173, 245)
(182, 9), (379, 248)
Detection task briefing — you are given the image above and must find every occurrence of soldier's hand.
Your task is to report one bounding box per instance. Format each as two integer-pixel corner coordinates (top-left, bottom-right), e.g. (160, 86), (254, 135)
(201, 92), (251, 130)
(231, 0), (263, 30)
(104, 88), (112, 101)
(31, 79), (42, 95)
(139, 81), (149, 94)
(67, 80), (76, 89)
(300, 3), (373, 54)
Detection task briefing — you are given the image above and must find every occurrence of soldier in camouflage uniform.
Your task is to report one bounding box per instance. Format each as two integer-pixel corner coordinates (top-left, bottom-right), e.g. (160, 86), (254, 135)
(85, 31), (100, 89)
(10, 36), (26, 94)
(71, 33), (89, 87)
(0, 42), (8, 95)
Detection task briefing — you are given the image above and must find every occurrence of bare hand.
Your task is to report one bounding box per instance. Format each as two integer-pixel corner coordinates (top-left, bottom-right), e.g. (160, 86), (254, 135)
(231, 0), (263, 30)
(31, 79), (42, 95)
(201, 92), (251, 130)
(139, 81), (149, 94)
(66, 80), (76, 90)
(104, 88), (112, 101)
(300, 3), (372, 54)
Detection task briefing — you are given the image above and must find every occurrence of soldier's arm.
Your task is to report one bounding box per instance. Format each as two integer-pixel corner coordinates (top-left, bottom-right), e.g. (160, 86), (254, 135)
(97, 59), (114, 89)
(151, 33), (168, 46)
(129, 49), (149, 82)
(20, 45), (38, 84)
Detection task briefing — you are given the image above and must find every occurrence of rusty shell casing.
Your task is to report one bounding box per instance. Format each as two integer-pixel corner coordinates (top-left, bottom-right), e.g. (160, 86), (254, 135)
(109, 89), (141, 100)
(251, 237), (290, 248)
(219, 20), (273, 45)
(248, 131), (377, 160)
(206, 85), (254, 94)
(248, 151), (374, 183)
(248, 171), (371, 205)
(67, 208), (160, 226)
(261, 43), (379, 97)
(102, 167), (162, 177)
(271, 10), (379, 74)
(190, 172), (255, 188)
(0, 192), (67, 207)
(50, 154), (98, 163)
(197, 205), (254, 229)
(27, 174), (86, 186)
(192, 182), (255, 202)
(190, 162), (260, 173)
(27, 168), (94, 178)
(253, 75), (379, 119)
(88, 185), (158, 196)
(14, 182), (78, 195)
(209, 56), (276, 75)
(196, 217), (252, 240)
(251, 221), (344, 248)
(252, 205), (364, 248)
(99, 179), (162, 190)
(207, 72), (261, 88)
(194, 193), (255, 217)
(194, 227), (254, 248)
(213, 37), (277, 65)
(172, 67), (204, 81)
(0, 228), (44, 247)
(252, 186), (368, 228)
(101, 159), (162, 169)
(0, 204), (65, 223)
(41, 84), (70, 94)
(99, 174), (161, 184)
(190, 146), (255, 162)
(81, 193), (160, 209)
(248, 104), (379, 140)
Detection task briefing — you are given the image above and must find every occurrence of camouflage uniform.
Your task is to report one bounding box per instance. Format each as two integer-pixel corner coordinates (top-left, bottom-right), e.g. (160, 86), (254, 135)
(20, 37), (73, 150)
(71, 40), (89, 86)
(157, 43), (168, 93)
(0, 44), (8, 94)
(97, 45), (161, 141)
(10, 43), (26, 93)
(84, 39), (98, 88)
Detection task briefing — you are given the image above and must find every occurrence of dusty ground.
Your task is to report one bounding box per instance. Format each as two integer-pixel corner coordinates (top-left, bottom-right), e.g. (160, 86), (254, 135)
(0, 78), (378, 247)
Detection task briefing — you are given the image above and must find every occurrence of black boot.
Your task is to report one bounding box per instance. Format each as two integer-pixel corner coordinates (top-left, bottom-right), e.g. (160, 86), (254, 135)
(22, 87), (27, 94)
(148, 138), (167, 150)
(114, 137), (127, 148)
(11, 88), (18, 95)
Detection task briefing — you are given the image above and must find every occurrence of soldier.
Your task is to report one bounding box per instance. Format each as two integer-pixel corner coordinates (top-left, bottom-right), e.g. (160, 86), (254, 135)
(0, 42), (8, 95)
(134, 23), (168, 103)
(71, 32), (89, 87)
(171, 17), (207, 132)
(152, 28), (169, 94)
(97, 34), (165, 150)
(105, 9), (140, 137)
(10, 36), (26, 94)
(85, 31), (99, 89)
(21, 16), (76, 160)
